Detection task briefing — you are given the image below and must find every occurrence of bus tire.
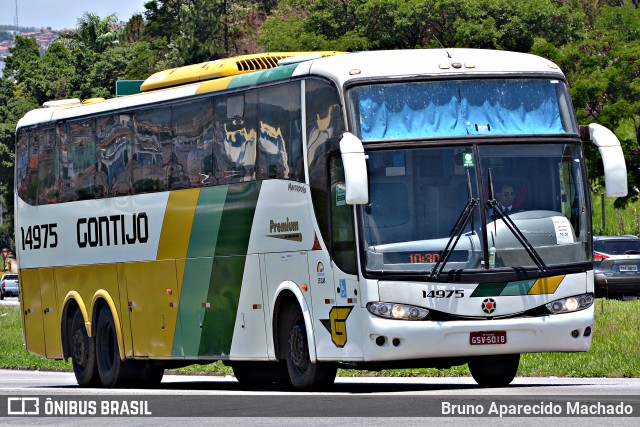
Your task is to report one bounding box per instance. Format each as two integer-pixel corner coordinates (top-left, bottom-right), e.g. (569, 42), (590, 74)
(231, 361), (291, 388)
(134, 361), (165, 387)
(468, 354), (520, 387)
(284, 303), (337, 390)
(69, 309), (100, 387)
(95, 305), (136, 388)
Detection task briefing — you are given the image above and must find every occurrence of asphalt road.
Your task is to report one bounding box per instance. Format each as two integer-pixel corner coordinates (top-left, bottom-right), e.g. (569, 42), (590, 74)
(1, 370), (640, 426)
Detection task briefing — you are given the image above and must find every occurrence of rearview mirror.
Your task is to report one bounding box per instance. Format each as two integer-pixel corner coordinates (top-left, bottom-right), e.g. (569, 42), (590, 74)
(582, 123), (628, 197)
(339, 132), (369, 204)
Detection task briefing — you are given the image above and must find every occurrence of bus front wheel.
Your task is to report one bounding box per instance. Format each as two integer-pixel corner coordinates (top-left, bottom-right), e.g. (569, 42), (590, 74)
(283, 304), (337, 390)
(69, 309), (100, 387)
(468, 354), (520, 387)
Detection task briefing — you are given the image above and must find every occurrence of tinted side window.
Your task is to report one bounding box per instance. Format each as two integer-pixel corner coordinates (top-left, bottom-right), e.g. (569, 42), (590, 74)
(96, 114), (133, 197)
(306, 79), (345, 246)
(257, 82), (303, 182)
(134, 106), (172, 192)
(172, 99), (214, 188)
(306, 79), (344, 190)
(16, 128), (33, 204)
(37, 126), (58, 205)
(63, 119), (96, 201)
(213, 91), (257, 184)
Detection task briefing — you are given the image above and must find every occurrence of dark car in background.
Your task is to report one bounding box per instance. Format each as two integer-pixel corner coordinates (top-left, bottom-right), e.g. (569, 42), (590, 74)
(593, 235), (640, 299)
(0, 273), (19, 299)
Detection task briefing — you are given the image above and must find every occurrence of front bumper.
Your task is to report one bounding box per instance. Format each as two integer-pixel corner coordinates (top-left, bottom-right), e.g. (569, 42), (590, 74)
(361, 305), (594, 361)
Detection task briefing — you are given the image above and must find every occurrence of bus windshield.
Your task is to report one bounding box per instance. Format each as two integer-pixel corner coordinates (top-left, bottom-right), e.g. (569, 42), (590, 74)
(359, 143), (590, 275)
(348, 78), (577, 140)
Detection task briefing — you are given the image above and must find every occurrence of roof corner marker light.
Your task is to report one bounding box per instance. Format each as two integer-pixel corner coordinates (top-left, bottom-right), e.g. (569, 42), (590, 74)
(451, 62), (463, 69)
(439, 63), (450, 69)
(465, 63), (476, 69)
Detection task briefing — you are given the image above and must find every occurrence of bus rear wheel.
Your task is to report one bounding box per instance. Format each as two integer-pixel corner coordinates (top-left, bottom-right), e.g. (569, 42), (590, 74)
(69, 309), (100, 387)
(468, 354), (520, 387)
(284, 304), (337, 390)
(95, 305), (136, 388)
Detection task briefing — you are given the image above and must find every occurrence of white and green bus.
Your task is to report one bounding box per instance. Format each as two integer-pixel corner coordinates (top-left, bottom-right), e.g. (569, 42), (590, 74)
(15, 49), (627, 389)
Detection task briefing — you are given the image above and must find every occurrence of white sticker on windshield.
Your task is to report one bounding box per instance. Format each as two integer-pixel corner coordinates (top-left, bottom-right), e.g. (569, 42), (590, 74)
(552, 216), (573, 245)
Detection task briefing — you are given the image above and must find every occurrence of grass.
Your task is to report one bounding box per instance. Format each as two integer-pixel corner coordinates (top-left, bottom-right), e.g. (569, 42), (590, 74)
(592, 191), (640, 236)
(2, 298), (640, 378)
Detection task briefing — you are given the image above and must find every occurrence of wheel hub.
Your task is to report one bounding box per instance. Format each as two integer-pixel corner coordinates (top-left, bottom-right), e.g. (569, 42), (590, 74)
(72, 330), (87, 365)
(289, 324), (308, 370)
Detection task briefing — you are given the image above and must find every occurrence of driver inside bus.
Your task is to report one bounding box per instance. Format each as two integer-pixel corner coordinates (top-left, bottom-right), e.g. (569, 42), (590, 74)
(495, 183), (520, 213)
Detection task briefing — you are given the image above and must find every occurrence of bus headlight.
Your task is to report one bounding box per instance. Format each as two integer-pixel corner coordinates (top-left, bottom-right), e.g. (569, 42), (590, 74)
(545, 294), (594, 314)
(367, 302), (429, 320)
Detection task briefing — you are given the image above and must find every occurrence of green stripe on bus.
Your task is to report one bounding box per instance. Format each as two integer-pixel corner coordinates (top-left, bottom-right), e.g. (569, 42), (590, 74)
(173, 257), (214, 357)
(500, 280), (536, 296)
(198, 181), (262, 356)
(470, 279), (537, 297)
(470, 282), (509, 297)
(187, 186), (228, 258)
(227, 64), (297, 90)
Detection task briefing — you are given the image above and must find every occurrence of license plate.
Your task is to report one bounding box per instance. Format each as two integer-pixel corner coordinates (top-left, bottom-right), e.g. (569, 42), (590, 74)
(470, 331), (507, 345)
(619, 265), (638, 272)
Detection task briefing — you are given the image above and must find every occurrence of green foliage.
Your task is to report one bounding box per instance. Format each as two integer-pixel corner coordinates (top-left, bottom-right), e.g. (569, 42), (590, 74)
(1, 0), (640, 240)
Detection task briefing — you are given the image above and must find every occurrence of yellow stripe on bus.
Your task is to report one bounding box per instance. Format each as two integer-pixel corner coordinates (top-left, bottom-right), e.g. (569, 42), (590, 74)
(157, 189), (200, 260)
(195, 76), (234, 95)
(527, 275), (564, 295)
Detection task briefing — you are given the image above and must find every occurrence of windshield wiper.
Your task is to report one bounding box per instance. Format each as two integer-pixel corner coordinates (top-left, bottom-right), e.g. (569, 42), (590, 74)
(430, 169), (477, 279)
(487, 198), (548, 274)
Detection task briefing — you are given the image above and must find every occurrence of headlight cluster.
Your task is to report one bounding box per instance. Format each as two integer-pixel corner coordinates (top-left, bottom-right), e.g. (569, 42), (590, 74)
(367, 302), (429, 320)
(545, 294), (594, 314)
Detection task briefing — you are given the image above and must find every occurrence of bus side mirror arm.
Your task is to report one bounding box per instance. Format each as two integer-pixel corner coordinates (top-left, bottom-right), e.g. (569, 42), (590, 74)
(340, 132), (369, 205)
(581, 123), (628, 198)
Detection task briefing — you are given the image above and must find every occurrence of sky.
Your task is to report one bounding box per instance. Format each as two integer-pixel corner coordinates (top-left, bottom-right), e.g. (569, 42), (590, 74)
(0, 0), (148, 30)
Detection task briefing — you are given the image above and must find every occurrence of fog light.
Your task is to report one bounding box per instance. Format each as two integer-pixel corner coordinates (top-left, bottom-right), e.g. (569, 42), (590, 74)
(375, 336), (386, 346)
(571, 329), (580, 338)
(392, 338), (400, 347)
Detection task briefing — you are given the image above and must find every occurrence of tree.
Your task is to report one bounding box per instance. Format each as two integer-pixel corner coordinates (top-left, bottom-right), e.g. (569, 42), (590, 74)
(58, 12), (123, 54)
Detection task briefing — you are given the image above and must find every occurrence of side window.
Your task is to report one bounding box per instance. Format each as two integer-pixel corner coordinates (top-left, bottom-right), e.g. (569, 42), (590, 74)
(96, 114), (133, 197)
(306, 78), (345, 246)
(213, 91), (257, 183)
(16, 128), (34, 205)
(63, 119), (96, 201)
(37, 126), (58, 205)
(133, 106), (172, 192)
(172, 98), (214, 188)
(256, 82), (303, 182)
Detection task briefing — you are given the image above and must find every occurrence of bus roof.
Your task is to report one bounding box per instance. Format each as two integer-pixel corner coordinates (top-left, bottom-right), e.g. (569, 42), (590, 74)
(16, 49), (565, 129)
